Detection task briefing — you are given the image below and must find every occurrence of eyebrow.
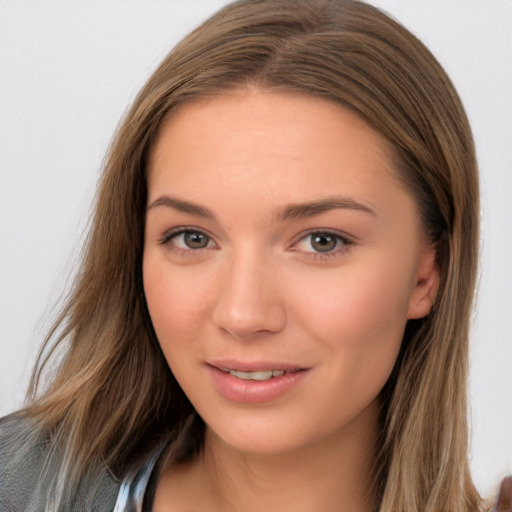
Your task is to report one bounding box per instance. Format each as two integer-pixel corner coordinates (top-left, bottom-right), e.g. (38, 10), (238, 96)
(147, 196), (217, 219)
(146, 195), (376, 221)
(276, 196), (376, 221)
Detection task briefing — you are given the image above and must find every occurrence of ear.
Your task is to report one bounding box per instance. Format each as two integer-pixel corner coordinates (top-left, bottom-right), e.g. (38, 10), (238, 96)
(407, 247), (440, 320)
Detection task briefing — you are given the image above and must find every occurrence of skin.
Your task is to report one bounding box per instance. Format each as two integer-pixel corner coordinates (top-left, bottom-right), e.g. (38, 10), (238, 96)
(143, 90), (439, 512)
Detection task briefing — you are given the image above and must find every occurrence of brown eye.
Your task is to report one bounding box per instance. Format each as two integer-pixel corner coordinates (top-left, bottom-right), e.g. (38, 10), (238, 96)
(161, 229), (214, 251)
(310, 233), (338, 252)
(182, 231), (210, 249)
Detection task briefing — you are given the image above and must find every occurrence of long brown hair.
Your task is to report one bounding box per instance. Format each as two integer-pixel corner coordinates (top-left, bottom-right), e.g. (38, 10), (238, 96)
(18, 0), (481, 510)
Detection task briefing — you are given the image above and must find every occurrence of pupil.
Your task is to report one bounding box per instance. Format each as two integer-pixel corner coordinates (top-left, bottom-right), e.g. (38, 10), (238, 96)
(184, 231), (208, 249)
(311, 234), (336, 252)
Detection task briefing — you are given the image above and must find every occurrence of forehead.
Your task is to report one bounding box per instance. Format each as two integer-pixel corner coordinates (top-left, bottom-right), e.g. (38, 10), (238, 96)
(147, 90), (409, 220)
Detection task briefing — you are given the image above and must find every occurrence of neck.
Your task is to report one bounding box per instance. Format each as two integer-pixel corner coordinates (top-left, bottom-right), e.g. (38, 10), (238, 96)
(155, 400), (380, 512)
(205, 419), (377, 512)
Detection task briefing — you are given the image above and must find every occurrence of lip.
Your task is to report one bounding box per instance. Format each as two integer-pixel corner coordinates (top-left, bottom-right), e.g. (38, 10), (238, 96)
(207, 360), (309, 404)
(208, 358), (306, 373)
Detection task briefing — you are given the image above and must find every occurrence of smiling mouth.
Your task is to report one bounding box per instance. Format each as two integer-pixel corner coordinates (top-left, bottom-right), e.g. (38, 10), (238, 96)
(219, 368), (302, 381)
(209, 364), (308, 403)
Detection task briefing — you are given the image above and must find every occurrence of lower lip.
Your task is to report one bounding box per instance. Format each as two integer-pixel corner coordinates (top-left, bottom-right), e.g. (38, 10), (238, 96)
(208, 366), (308, 404)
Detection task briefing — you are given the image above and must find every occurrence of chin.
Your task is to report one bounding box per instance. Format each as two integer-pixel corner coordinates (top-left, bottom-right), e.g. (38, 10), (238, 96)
(208, 427), (312, 457)
(203, 411), (309, 454)
(201, 396), (381, 459)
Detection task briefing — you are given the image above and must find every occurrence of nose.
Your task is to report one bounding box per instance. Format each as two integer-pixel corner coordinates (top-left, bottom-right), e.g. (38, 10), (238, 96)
(212, 251), (286, 339)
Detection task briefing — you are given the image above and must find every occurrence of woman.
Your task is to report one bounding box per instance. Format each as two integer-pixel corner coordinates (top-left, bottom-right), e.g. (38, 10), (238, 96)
(0, 0), (509, 510)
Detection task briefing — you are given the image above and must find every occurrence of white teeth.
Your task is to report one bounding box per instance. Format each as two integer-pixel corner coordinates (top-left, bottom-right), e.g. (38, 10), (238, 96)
(226, 369), (286, 381)
(231, 370), (272, 381)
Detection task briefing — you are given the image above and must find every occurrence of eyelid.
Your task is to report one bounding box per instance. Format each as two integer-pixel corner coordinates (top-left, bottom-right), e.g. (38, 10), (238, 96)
(289, 229), (354, 256)
(158, 226), (354, 260)
(159, 226), (218, 251)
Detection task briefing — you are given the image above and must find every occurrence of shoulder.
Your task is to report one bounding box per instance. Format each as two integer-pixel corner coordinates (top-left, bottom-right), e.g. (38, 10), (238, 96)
(0, 413), (120, 512)
(0, 413), (48, 511)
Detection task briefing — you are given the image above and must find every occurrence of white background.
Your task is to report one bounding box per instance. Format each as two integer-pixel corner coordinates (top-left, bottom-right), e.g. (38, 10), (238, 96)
(0, 0), (510, 498)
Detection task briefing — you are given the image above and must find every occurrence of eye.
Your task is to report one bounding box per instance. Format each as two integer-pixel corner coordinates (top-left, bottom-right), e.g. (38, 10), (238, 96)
(160, 229), (215, 251)
(293, 231), (352, 255)
(180, 231), (211, 249)
(309, 233), (338, 252)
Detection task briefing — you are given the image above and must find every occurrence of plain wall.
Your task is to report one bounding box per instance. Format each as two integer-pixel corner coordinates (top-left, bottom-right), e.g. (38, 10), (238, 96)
(1, 0), (511, 497)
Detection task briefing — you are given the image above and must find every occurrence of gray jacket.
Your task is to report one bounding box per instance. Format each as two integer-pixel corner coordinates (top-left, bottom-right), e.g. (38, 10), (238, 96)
(0, 414), (162, 512)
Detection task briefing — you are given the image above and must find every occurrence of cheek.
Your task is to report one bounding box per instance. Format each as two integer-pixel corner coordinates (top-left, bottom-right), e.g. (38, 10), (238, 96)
(290, 261), (412, 335)
(283, 255), (415, 385)
(143, 258), (217, 353)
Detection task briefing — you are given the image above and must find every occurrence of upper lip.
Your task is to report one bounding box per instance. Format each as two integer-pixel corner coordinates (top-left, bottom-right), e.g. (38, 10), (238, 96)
(207, 359), (307, 372)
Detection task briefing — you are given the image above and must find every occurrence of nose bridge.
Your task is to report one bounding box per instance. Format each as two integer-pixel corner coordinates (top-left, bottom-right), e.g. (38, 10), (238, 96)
(212, 244), (286, 338)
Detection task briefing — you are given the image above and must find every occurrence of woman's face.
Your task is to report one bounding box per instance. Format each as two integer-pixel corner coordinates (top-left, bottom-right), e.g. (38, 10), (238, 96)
(143, 90), (438, 455)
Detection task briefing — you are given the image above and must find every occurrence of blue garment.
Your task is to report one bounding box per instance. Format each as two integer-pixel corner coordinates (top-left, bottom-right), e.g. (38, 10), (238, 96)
(113, 444), (165, 512)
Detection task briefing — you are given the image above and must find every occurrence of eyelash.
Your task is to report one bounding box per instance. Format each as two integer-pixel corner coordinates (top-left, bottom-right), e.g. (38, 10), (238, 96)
(290, 230), (354, 261)
(159, 227), (217, 255)
(158, 227), (354, 260)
